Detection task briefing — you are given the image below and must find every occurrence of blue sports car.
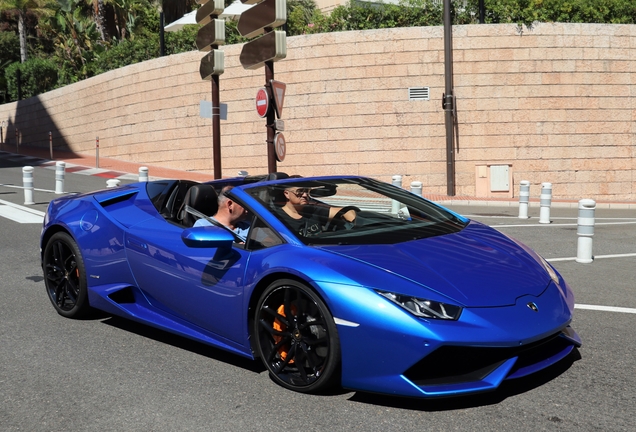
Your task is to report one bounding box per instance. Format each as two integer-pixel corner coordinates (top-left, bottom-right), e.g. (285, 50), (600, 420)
(41, 174), (581, 398)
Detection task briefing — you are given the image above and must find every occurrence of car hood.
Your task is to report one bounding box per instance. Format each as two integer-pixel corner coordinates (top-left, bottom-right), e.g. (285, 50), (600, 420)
(319, 222), (550, 307)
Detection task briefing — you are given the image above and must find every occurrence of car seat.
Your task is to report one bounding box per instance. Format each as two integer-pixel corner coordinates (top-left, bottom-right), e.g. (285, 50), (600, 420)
(178, 184), (219, 227)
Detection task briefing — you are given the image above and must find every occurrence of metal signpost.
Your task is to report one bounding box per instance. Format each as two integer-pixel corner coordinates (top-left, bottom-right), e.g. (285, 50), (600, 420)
(196, 0), (226, 179)
(442, 0), (456, 196)
(238, 0), (287, 173)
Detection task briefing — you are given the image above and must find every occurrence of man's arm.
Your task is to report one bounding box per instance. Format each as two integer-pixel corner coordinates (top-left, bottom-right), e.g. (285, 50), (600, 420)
(328, 206), (356, 223)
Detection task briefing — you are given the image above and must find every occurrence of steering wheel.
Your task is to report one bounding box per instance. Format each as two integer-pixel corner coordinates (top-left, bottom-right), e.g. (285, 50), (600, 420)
(324, 206), (360, 232)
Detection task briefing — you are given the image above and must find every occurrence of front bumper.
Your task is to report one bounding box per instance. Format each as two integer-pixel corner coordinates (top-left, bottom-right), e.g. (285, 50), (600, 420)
(325, 281), (580, 398)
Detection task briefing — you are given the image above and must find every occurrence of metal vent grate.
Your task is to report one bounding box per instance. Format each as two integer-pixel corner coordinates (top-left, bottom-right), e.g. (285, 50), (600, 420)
(408, 87), (430, 101)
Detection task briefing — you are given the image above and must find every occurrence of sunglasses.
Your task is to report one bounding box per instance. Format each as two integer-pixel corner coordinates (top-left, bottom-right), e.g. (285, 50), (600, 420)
(288, 188), (311, 197)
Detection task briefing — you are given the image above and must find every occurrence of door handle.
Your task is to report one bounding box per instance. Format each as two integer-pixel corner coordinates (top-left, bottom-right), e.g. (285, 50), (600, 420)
(127, 237), (147, 252)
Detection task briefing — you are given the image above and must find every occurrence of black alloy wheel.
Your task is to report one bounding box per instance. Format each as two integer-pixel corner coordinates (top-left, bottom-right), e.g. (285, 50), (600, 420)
(43, 232), (90, 318)
(254, 279), (340, 393)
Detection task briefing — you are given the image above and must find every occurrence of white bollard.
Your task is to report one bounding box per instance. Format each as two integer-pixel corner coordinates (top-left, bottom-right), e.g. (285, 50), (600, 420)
(106, 179), (120, 188)
(138, 166), (148, 182)
(576, 199), (596, 264)
(391, 175), (403, 214)
(539, 182), (552, 224)
(22, 166), (34, 205)
(518, 180), (530, 219)
(410, 181), (422, 196)
(55, 161), (65, 194)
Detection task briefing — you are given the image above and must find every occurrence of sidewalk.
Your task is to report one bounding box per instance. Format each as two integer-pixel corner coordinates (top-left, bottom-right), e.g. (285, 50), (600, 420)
(4, 145), (636, 209)
(3, 145), (215, 183)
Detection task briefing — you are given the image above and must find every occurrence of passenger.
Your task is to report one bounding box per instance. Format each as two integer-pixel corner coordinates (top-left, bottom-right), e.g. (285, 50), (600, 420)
(194, 186), (250, 242)
(277, 186), (356, 237)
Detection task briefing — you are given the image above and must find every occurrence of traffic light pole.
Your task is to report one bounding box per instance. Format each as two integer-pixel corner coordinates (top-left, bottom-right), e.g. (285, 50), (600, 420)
(212, 73), (222, 179)
(236, 1), (287, 173)
(443, 0), (456, 196)
(196, 1), (227, 179)
(265, 59), (277, 173)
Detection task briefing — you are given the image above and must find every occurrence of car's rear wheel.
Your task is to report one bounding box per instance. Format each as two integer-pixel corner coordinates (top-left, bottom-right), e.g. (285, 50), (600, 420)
(254, 279), (340, 393)
(43, 232), (90, 318)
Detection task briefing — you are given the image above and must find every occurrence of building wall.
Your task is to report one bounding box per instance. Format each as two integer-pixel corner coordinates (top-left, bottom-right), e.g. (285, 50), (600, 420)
(313, 0), (343, 12)
(1, 23), (634, 201)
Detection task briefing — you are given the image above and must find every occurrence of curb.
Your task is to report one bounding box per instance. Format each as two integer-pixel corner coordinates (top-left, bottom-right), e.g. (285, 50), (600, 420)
(3, 150), (635, 209)
(2, 151), (144, 181)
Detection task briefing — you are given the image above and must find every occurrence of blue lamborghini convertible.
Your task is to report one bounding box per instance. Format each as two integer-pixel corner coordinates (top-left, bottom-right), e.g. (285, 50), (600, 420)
(41, 174), (581, 398)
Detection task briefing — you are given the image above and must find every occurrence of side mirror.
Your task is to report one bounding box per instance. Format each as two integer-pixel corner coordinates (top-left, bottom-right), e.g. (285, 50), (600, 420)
(181, 226), (234, 248)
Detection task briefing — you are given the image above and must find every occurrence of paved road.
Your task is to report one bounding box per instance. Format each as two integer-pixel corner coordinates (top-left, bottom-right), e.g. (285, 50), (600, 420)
(1, 158), (635, 431)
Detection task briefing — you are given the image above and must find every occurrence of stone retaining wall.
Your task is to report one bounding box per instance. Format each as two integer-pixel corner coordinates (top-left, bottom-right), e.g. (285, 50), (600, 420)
(1, 23), (634, 201)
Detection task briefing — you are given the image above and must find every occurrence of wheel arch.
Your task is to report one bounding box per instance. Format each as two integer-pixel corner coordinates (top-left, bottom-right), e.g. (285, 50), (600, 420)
(42, 227), (92, 318)
(40, 224), (74, 262)
(247, 271), (333, 357)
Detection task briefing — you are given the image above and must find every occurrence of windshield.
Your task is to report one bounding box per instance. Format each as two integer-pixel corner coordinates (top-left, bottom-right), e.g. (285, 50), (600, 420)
(246, 177), (468, 245)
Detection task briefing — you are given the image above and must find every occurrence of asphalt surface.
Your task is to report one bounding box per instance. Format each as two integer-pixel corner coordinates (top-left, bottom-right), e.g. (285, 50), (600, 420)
(1, 156), (635, 431)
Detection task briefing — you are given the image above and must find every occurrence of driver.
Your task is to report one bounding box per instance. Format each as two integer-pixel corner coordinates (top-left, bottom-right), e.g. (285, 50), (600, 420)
(194, 186), (250, 242)
(278, 186), (356, 237)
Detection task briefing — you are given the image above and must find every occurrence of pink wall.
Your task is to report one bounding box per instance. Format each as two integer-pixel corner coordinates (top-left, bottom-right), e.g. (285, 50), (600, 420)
(1, 23), (634, 201)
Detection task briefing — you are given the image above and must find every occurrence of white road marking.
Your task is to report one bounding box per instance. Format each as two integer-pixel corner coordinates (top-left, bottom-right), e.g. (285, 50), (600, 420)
(0, 199), (45, 224)
(493, 221), (636, 228)
(0, 183), (58, 193)
(575, 304), (636, 314)
(546, 253), (636, 262)
(466, 215), (636, 221)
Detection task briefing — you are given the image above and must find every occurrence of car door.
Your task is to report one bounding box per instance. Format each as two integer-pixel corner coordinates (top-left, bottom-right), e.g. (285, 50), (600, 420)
(125, 217), (249, 346)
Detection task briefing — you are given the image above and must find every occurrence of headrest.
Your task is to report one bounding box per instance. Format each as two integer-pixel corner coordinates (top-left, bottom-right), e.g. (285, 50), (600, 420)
(266, 172), (289, 181)
(181, 184), (218, 227)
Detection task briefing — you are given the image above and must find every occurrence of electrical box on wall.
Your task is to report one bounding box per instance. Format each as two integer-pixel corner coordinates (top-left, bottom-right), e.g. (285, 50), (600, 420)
(475, 164), (513, 198)
(490, 165), (510, 192)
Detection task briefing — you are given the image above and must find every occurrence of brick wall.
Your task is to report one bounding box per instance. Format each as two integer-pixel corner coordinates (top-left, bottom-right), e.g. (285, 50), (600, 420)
(1, 23), (634, 201)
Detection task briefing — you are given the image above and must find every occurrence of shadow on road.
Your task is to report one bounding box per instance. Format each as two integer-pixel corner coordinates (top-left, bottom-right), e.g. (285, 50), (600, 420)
(77, 309), (582, 408)
(100, 314), (266, 374)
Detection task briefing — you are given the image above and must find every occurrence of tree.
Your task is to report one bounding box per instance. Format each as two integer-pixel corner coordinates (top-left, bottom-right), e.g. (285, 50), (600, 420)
(89, 0), (107, 40)
(287, 0), (319, 35)
(5, 57), (57, 100)
(0, 0), (57, 62)
(159, 0), (196, 25)
(44, 0), (103, 82)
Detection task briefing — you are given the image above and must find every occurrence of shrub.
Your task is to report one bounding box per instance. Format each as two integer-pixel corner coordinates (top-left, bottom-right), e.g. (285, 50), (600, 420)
(5, 58), (58, 101)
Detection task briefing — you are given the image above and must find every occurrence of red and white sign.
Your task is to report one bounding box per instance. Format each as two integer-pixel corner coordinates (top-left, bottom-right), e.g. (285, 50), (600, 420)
(274, 132), (286, 162)
(255, 87), (269, 117)
(270, 79), (286, 118)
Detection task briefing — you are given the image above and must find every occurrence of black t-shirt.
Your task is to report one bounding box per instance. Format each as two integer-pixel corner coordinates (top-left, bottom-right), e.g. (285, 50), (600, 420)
(276, 205), (329, 237)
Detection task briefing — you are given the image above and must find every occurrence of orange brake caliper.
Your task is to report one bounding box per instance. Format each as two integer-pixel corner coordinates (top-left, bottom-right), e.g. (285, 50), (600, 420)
(273, 304), (296, 363)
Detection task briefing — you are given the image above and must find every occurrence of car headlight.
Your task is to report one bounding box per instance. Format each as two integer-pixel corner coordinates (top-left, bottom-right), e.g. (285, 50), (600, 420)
(376, 291), (462, 320)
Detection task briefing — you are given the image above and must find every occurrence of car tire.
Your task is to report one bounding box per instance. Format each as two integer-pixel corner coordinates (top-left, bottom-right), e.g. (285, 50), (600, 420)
(43, 232), (90, 318)
(254, 279), (341, 393)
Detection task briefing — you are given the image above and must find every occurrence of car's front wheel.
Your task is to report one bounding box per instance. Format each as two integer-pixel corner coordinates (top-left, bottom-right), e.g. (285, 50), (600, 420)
(254, 279), (340, 393)
(43, 232), (90, 318)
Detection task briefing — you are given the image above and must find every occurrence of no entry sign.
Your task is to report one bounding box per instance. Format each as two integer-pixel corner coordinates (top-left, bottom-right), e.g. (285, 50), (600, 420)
(256, 87), (269, 118)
